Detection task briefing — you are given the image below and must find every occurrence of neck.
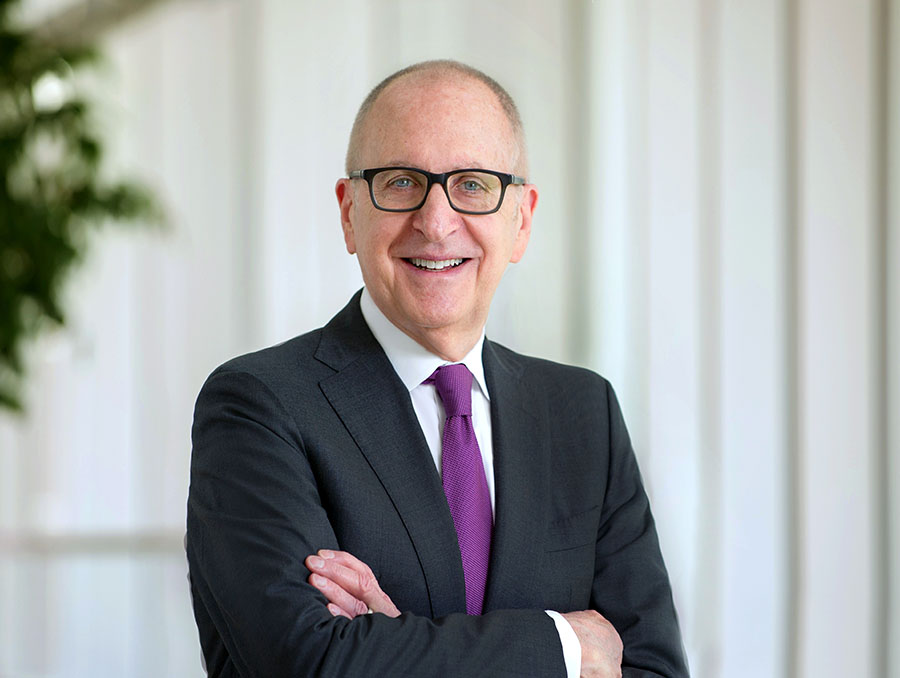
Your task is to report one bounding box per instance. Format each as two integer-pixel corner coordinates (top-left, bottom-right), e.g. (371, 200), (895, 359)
(359, 288), (486, 362)
(399, 324), (481, 362)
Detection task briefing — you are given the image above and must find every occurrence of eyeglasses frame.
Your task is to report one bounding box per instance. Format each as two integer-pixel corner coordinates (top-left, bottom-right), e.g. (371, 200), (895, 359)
(348, 166), (527, 215)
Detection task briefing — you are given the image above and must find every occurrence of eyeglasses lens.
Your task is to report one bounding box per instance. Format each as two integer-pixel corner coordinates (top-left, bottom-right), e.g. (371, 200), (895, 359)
(371, 169), (503, 213)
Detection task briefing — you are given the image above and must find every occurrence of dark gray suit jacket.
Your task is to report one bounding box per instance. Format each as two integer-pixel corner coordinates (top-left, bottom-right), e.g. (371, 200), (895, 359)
(187, 292), (688, 677)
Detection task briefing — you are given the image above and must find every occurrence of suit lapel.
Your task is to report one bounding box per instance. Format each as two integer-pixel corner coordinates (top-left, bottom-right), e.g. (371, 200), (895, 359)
(315, 294), (467, 617)
(482, 340), (551, 611)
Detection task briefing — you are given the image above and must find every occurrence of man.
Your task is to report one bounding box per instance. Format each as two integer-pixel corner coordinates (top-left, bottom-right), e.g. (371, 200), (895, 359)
(187, 60), (688, 678)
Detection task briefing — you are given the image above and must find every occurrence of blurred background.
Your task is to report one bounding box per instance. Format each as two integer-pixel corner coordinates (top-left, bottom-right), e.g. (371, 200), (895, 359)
(0, 0), (897, 676)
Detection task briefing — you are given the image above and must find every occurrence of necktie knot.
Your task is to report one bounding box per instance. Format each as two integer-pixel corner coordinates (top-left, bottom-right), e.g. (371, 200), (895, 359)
(427, 364), (473, 418)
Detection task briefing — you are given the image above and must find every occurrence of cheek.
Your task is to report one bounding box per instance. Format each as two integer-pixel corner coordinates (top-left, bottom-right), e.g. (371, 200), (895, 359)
(490, 217), (524, 264)
(354, 225), (394, 272)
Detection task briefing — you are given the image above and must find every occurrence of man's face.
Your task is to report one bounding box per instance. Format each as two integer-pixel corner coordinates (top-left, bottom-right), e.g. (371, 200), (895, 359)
(336, 74), (538, 356)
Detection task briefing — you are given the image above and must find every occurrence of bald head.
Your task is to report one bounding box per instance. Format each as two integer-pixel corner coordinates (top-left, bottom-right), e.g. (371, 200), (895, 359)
(345, 60), (528, 177)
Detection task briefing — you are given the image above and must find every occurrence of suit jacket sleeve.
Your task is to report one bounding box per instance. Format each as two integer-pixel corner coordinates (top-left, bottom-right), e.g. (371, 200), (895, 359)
(591, 380), (689, 678)
(187, 367), (567, 678)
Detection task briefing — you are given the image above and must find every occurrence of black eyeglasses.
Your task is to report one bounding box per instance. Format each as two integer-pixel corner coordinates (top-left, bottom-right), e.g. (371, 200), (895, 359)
(348, 166), (526, 215)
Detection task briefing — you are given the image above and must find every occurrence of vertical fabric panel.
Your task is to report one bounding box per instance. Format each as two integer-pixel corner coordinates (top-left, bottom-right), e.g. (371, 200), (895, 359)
(795, 1), (879, 676)
(255, 0), (367, 343)
(0, 424), (17, 669)
(887, 1), (900, 675)
(114, 0), (250, 530)
(875, 0), (893, 676)
(564, 0), (593, 364)
(718, 1), (789, 676)
(695, 0), (724, 674)
(784, 2), (802, 675)
(644, 0), (704, 666)
(589, 0), (652, 453)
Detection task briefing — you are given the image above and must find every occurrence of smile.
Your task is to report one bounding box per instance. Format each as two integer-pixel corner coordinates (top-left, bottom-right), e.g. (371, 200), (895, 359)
(406, 257), (465, 270)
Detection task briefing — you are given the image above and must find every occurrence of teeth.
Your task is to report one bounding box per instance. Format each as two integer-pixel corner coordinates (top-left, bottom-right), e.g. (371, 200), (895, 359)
(409, 258), (464, 270)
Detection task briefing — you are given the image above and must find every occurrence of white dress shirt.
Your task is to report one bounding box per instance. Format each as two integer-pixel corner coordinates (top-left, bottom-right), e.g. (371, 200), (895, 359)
(360, 288), (581, 678)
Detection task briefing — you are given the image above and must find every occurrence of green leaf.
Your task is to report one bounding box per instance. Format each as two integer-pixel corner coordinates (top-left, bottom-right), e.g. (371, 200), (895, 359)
(0, 0), (163, 412)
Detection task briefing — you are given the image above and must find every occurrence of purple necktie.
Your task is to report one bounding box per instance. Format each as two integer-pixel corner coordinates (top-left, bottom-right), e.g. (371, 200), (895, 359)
(425, 364), (493, 615)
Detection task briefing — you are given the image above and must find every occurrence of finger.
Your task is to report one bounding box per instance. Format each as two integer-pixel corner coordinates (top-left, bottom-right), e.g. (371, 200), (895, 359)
(327, 603), (354, 619)
(307, 571), (369, 617)
(307, 555), (376, 604)
(319, 552), (398, 616)
(316, 549), (381, 585)
(308, 550), (400, 617)
(305, 555), (369, 616)
(318, 548), (370, 568)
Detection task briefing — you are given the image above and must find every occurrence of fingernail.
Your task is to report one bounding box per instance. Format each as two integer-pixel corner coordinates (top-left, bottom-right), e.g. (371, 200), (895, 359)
(319, 550), (335, 559)
(308, 556), (324, 569)
(311, 574), (327, 587)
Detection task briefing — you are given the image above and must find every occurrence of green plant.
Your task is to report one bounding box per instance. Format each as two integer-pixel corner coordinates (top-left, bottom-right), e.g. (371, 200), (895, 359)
(0, 0), (160, 411)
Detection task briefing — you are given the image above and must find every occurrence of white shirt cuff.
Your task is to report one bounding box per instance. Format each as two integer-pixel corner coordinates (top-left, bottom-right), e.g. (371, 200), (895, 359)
(545, 610), (581, 678)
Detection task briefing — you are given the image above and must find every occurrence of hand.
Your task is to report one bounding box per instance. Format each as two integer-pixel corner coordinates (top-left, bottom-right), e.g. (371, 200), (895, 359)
(561, 610), (623, 678)
(305, 549), (401, 619)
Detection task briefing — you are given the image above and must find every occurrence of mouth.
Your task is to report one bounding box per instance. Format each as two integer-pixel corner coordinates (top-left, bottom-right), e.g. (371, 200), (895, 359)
(404, 257), (467, 271)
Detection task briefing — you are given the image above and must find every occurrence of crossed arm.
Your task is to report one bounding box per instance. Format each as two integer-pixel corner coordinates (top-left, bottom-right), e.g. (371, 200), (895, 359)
(189, 368), (578, 677)
(304, 548), (625, 678)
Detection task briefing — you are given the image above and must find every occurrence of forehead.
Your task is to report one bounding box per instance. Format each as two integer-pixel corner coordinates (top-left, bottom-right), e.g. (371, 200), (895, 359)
(359, 73), (517, 171)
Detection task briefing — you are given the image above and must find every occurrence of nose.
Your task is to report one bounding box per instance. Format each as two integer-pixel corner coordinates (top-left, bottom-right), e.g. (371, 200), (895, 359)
(412, 182), (460, 242)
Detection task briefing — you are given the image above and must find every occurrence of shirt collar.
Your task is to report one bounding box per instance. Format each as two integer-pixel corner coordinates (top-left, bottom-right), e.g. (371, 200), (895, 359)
(360, 287), (490, 399)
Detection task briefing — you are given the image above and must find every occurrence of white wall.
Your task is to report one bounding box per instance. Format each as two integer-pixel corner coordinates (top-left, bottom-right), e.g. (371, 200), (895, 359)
(1, 0), (897, 676)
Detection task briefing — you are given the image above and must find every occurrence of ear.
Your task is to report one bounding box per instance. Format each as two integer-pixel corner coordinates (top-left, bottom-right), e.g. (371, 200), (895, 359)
(509, 183), (538, 263)
(335, 178), (357, 254)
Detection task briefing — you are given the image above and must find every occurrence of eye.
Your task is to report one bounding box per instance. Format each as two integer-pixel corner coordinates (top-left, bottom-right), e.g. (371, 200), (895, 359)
(453, 174), (488, 193)
(461, 180), (484, 192)
(377, 171), (423, 192)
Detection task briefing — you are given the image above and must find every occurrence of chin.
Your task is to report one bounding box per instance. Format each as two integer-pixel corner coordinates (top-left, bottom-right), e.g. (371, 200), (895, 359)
(397, 290), (459, 321)
(407, 308), (464, 332)
(403, 297), (473, 329)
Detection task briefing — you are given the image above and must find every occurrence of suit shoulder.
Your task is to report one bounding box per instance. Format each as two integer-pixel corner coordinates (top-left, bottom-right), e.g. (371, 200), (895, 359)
(203, 328), (325, 394)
